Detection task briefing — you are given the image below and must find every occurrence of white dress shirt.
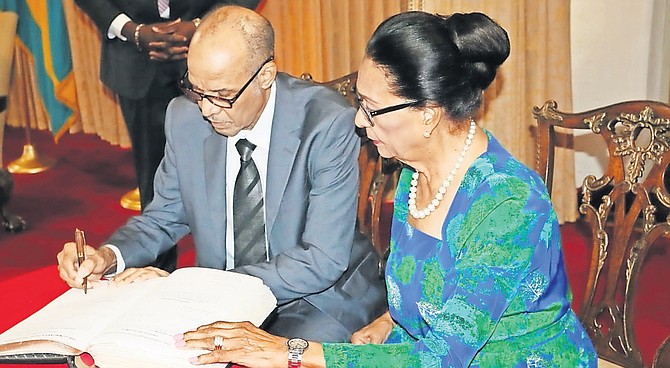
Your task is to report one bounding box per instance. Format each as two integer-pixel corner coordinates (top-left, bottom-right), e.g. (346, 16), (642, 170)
(108, 82), (277, 273)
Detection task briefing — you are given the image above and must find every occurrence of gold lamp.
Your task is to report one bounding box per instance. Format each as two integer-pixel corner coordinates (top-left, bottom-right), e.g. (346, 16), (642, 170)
(7, 126), (55, 174)
(120, 187), (141, 211)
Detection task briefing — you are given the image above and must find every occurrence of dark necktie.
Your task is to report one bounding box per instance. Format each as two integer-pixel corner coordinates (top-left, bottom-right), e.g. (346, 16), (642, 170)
(233, 139), (267, 267)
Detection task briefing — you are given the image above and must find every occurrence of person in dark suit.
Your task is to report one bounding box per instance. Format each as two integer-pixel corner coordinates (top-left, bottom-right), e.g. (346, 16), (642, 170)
(57, 5), (387, 342)
(73, 0), (261, 271)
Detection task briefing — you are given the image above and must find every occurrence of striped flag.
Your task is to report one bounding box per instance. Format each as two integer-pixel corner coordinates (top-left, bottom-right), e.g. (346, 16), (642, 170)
(0, 0), (78, 141)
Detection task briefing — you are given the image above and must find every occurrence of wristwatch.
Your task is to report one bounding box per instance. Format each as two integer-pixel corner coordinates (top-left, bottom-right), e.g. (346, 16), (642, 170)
(192, 17), (201, 28)
(287, 337), (309, 368)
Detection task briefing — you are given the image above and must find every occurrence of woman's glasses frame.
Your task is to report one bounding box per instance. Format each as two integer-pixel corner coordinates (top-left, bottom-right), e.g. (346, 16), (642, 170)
(355, 92), (421, 126)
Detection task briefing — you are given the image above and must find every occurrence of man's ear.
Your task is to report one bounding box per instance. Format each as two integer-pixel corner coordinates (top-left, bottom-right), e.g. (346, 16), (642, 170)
(258, 61), (277, 89)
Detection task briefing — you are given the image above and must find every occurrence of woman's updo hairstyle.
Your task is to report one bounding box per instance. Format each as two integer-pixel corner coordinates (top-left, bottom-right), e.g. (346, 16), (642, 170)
(365, 11), (510, 120)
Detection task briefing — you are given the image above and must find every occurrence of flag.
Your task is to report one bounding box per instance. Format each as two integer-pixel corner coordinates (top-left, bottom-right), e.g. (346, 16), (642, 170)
(0, 0), (78, 141)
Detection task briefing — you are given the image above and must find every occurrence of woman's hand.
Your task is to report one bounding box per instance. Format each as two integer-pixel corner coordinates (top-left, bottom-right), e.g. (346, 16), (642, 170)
(350, 311), (395, 344)
(111, 266), (169, 286)
(177, 321), (287, 367)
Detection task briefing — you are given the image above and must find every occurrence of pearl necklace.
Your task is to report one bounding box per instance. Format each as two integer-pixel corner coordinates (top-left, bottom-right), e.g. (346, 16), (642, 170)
(408, 118), (477, 219)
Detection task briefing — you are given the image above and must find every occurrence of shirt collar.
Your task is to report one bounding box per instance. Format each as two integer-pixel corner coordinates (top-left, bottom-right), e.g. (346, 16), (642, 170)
(233, 81), (276, 150)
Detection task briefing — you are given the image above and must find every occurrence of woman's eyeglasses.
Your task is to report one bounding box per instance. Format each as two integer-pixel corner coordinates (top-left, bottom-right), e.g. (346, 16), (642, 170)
(355, 92), (420, 126)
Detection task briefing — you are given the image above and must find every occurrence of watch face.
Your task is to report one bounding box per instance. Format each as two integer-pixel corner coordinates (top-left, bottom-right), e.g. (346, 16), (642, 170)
(287, 337), (309, 350)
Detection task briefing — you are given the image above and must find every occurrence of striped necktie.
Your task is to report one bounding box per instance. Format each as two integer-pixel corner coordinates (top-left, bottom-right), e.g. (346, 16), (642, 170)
(157, 0), (169, 16)
(233, 139), (267, 267)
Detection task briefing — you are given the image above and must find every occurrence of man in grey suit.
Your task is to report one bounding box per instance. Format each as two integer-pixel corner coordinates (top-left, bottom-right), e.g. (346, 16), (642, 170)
(57, 5), (387, 342)
(74, 0), (261, 271)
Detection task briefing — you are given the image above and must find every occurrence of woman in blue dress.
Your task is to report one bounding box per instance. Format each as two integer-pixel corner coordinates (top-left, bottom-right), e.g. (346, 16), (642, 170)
(178, 10), (597, 367)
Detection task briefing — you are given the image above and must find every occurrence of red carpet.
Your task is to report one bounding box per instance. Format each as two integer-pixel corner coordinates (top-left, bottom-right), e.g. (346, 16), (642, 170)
(0, 127), (194, 368)
(0, 127), (195, 283)
(0, 127), (668, 366)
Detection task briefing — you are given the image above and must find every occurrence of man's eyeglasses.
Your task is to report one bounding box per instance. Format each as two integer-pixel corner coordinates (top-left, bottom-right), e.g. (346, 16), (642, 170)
(179, 56), (274, 109)
(355, 92), (420, 126)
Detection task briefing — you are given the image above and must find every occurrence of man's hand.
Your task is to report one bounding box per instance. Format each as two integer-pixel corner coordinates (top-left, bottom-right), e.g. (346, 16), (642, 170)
(350, 311), (395, 344)
(57, 244), (116, 289)
(111, 266), (169, 286)
(147, 18), (196, 61)
(122, 19), (196, 61)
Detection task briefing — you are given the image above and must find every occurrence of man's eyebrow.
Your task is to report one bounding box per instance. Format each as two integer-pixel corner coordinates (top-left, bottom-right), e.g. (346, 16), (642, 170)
(212, 87), (235, 95)
(191, 84), (235, 95)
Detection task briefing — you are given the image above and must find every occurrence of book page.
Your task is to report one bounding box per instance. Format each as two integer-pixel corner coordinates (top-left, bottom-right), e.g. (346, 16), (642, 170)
(90, 267), (276, 368)
(0, 268), (276, 367)
(0, 279), (159, 355)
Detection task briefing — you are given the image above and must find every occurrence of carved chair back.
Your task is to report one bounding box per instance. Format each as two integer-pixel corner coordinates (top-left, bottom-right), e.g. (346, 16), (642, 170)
(534, 100), (670, 367)
(302, 72), (400, 272)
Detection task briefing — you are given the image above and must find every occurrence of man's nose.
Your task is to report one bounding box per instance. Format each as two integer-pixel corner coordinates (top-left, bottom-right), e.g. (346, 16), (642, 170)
(199, 98), (221, 119)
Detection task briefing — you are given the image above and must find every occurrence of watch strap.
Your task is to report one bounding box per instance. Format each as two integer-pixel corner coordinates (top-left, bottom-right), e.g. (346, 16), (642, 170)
(287, 338), (308, 368)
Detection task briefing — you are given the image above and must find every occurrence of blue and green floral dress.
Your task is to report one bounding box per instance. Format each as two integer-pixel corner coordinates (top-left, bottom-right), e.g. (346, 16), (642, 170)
(323, 132), (596, 367)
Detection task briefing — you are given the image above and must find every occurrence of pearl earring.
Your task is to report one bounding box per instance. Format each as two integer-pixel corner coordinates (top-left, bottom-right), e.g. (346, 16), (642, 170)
(423, 130), (431, 138)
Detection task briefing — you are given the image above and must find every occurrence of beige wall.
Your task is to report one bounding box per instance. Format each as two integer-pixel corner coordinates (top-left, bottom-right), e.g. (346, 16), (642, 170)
(570, 0), (670, 185)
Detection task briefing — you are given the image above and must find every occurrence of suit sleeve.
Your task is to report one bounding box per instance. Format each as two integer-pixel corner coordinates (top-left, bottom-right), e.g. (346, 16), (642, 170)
(73, 0), (261, 33)
(73, 0), (123, 32)
(224, 0), (262, 10)
(104, 98), (192, 267)
(235, 106), (360, 303)
(197, 0), (263, 14)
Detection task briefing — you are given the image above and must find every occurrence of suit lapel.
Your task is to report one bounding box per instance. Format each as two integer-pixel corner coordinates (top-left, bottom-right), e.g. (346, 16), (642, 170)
(265, 75), (301, 236)
(204, 131), (228, 258)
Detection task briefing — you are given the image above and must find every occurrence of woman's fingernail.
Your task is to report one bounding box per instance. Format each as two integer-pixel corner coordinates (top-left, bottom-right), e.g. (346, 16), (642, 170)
(80, 353), (95, 366)
(173, 333), (184, 340)
(189, 356), (200, 365)
(175, 339), (186, 347)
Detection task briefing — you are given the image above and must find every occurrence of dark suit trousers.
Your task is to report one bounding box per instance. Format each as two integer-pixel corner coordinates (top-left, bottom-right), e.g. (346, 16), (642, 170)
(264, 299), (352, 342)
(262, 231), (388, 342)
(117, 61), (183, 271)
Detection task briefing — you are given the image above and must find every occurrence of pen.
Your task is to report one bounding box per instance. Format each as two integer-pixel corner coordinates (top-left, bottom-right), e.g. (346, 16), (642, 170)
(74, 228), (88, 294)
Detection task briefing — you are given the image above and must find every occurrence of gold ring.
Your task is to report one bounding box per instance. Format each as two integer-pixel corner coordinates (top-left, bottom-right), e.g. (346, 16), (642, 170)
(214, 335), (223, 350)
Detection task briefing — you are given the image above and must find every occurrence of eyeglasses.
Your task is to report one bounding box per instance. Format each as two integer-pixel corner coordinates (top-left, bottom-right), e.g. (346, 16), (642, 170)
(179, 56), (274, 109)
(355, 92), (420, 126)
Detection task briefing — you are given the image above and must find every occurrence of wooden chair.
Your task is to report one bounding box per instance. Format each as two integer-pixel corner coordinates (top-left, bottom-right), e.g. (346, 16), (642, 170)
(302, 72), (400, 274)
(534, 100), (670, 367)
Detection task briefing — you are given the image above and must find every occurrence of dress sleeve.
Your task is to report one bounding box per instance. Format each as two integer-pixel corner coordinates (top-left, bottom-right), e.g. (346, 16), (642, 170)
(323, 176), (550, 367)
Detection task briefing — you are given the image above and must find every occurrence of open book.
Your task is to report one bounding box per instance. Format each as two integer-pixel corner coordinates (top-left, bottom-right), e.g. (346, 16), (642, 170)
(0, 267), (277, 368)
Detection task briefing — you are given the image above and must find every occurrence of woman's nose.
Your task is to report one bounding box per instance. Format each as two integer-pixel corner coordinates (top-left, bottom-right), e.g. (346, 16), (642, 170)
(354, 108), (372, 128)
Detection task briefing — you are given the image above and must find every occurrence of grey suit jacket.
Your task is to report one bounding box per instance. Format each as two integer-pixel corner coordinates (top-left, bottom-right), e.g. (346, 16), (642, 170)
(107, 73), (386, 333)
